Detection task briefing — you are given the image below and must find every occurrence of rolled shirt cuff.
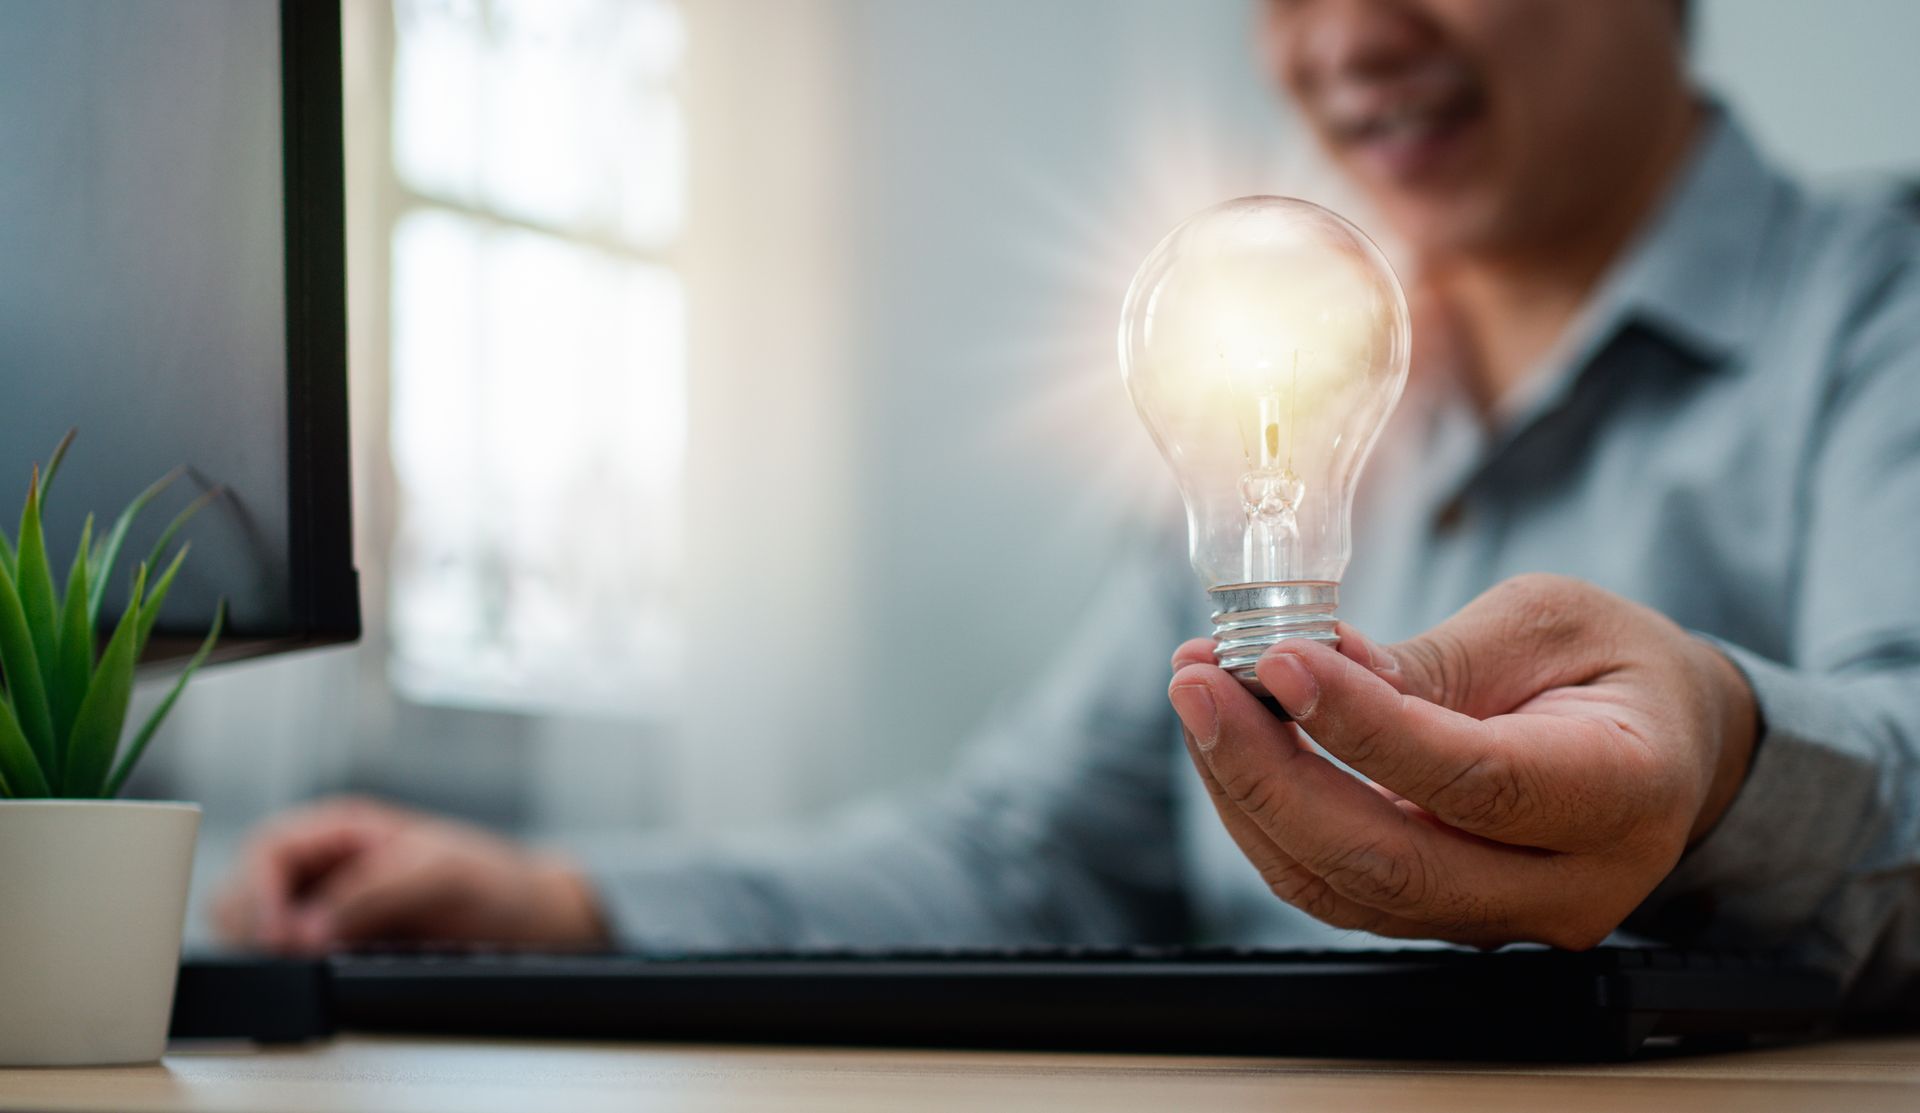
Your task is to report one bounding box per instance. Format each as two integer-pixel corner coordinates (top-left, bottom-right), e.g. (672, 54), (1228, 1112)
(1628, 639), (1881, 960)
(563, 835), (790, 952)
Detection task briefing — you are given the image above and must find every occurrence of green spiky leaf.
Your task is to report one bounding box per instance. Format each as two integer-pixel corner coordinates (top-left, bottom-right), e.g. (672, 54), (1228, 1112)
(0, 554), (58, 775)
(0, 696), (51, 798)
(134, 543), (189, 660)
(62, 562), (146, 797)
(62, 513), (93, 614)
(16, 468), (62, 699)
(88, 466), (181, 626)
(0, 441), (217, 799)
(51, 513), (96, 770)
(105, 598), (223, 799)
(40, 428), (78, 499)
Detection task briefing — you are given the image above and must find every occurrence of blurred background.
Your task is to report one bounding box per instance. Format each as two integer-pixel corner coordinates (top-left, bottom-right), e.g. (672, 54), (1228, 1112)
(124, 0), (1920, 940)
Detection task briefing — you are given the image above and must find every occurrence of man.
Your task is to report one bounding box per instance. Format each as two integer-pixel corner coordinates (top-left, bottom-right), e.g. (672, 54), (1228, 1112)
(217, 0), (1920, 1007)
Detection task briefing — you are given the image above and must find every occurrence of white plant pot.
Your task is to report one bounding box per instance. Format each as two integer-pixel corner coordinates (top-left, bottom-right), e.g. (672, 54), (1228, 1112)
(0, 800), (200, 1066)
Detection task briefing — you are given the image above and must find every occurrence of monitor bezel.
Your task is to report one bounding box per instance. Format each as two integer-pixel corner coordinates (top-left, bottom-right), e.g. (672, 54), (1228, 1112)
(144, 0), (359, 666)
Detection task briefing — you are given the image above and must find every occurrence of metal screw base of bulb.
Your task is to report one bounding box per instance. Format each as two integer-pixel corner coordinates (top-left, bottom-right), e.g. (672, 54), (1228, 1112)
(1209, 581), (1340, 697)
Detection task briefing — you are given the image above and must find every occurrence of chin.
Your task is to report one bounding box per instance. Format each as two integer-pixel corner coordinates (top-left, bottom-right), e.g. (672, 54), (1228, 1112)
(1369, 191), (1511, 265)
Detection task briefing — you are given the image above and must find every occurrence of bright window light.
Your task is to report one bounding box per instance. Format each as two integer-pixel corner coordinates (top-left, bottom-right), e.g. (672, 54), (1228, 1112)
(386, 0), (685, 717)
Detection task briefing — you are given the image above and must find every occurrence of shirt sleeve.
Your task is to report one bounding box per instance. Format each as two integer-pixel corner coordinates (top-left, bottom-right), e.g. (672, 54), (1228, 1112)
(1628, 250), (1920, 1010)
(573, 531), (1197, 951)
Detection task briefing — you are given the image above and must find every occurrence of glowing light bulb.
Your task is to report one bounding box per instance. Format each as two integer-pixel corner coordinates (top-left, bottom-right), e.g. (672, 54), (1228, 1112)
(1120, 197), (1410, 689)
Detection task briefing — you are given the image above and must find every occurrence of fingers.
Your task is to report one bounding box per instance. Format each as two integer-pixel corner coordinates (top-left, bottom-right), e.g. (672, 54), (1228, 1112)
(215, 798), (603, 952)
(217, 804), (390, 949)
(1368, 575), (1623, 718)
(211, 879), (257, 946)
(1329, 622), (1411, 688)
(214, 797), (410, 950)
(1171, 661), (1567, 941)
(293, 840), (458, 949)
(1256, 640), (1631, 851)
(1168, 578), (1683, 947)
(1171, 638), (1217, 672)
(1172, 713), (1439, 940)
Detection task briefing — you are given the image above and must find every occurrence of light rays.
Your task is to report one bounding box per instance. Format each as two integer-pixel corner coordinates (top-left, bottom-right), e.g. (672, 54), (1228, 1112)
(950, 70), (1355, 564)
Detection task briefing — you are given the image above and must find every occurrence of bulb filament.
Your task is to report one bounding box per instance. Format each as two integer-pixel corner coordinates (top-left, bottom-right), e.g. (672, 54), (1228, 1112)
(1240, 375), (1305, 582)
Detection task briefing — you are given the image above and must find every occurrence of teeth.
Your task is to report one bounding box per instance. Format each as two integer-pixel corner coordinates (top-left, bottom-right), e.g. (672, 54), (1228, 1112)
(1371, 113), (1426, 142)
(1357, 104), (1442, 143)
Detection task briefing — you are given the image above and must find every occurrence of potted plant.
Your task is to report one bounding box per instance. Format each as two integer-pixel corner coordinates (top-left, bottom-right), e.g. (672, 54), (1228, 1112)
(0, 432), (224, 1067)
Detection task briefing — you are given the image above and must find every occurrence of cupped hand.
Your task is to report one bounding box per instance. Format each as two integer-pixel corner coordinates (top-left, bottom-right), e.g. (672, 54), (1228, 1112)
(213, 796), (608, 953)
(1168, 573), (1758, 949)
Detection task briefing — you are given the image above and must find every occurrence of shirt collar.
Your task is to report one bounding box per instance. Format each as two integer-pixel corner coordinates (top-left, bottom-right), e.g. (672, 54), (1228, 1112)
(1491, 105), (1789, 432)
(1600, 104), (1787, 365)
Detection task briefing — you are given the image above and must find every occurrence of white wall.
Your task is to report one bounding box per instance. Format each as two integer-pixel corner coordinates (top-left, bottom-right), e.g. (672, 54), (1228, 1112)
(666, 0), (862, 832)
(1697, 0), (1920, 181)
(677, 0), (1315, 822)
(838, 0), (1307, 788)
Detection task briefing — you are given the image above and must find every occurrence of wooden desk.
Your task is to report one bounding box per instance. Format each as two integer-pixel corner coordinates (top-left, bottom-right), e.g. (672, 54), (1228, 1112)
(4, 1035), (1918, 1113)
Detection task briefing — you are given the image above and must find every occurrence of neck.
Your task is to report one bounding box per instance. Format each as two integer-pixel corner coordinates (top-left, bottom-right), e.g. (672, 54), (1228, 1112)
(1432, 99), (1705, 414)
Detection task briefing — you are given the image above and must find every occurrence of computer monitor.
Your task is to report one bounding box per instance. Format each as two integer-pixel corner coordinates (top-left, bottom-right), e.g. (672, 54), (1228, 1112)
(0, 0), (356, 663)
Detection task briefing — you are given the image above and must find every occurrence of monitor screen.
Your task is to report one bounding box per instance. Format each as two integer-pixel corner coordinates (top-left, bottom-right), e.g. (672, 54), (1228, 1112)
(0, 0), (356, 661)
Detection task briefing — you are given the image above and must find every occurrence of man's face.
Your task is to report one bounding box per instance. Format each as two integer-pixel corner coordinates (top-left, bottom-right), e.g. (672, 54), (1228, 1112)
(1264, 0), (1689, 260)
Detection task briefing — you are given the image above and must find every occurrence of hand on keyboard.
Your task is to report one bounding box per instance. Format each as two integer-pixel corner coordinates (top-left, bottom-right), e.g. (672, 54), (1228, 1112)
(213, 796), (610, 953)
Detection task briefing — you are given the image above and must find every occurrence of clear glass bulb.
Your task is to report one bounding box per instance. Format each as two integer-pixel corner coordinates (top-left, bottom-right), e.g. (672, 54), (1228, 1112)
(1120, 197), (1410, 687)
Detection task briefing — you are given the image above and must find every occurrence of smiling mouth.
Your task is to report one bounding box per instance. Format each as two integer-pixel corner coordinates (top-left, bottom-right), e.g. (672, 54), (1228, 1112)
(1317, 70), (1489, 181)
(1334, 87), (1481, 145)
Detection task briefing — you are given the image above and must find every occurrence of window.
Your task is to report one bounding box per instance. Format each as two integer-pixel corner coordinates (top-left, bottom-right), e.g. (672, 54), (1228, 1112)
(385, 0), (686, 716)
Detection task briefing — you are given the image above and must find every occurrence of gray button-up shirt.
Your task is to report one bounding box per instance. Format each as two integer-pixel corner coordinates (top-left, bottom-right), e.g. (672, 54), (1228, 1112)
(588, 110), (1920, 1006)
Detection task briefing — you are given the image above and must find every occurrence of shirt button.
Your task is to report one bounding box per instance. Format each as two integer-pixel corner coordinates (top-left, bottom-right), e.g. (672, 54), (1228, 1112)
(1433, 496), (1468, 534)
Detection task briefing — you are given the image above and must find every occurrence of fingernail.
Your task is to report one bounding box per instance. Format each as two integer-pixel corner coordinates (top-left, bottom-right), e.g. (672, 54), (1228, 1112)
(1169, 684), (1219, 751)
(1341, 625), (1399, 676)
(1361, 636), (1399, 677)
(1266, 652), (1320, 719)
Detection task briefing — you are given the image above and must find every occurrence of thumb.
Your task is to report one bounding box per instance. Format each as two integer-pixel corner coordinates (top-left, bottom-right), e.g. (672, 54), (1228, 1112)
(1326, 621), (1469, 707)
(1336, 575), (1602, 719)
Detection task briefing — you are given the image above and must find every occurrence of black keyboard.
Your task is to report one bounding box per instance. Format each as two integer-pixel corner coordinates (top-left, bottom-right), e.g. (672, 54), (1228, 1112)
(172, 944), (1842, 1060)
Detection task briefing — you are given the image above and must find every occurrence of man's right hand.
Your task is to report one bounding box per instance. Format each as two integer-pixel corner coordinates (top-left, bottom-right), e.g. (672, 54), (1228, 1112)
(213, 796), (609, 953)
